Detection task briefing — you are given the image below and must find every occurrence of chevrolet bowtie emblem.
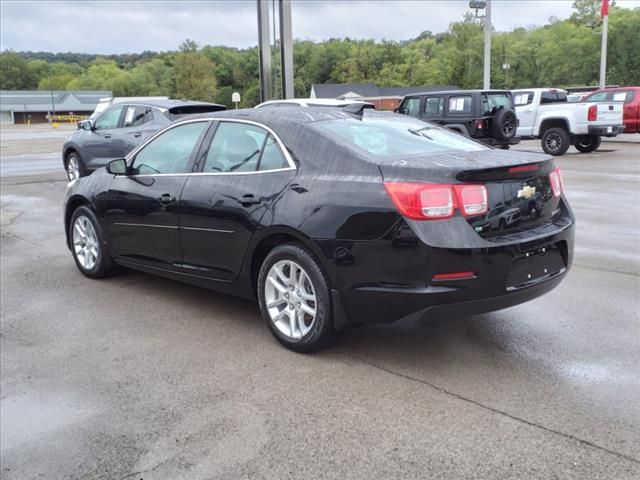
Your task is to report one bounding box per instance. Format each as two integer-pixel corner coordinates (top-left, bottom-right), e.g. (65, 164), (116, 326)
(517, 185), (536, 199)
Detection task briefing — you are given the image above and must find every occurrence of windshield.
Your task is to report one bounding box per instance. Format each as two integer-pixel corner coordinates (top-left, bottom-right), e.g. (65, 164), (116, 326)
(314, 114), (487, 158)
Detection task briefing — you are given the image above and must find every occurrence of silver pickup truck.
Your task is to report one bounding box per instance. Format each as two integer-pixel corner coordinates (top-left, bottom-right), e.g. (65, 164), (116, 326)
(513, 88), (624, 155)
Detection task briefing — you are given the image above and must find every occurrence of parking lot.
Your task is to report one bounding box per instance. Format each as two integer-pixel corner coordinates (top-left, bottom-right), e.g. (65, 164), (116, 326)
(1, 126), (639, 479)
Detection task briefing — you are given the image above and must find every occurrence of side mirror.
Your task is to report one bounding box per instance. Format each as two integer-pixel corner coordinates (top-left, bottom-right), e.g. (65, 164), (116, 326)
(81, 119), (94, 131)
(106, 158), (127, 175)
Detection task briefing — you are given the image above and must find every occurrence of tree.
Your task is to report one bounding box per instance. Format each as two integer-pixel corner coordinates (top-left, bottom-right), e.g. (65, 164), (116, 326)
(173, 51), (217, 102)
(0, 51), (38, 89)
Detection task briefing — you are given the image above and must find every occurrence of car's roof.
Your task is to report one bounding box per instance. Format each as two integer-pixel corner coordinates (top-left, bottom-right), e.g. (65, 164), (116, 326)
(119, 99), (226, 110)
(405, 89), (511, 97)
(256, 99), (372, 108)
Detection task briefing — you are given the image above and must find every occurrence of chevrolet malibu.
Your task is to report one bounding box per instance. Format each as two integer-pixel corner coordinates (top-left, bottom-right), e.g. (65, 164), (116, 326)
(63, 107), (574, 352)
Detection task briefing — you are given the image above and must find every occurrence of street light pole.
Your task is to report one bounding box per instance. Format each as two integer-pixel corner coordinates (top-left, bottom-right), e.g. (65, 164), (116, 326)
(599, 0), (609, 88)
(483, 0), (492, 90)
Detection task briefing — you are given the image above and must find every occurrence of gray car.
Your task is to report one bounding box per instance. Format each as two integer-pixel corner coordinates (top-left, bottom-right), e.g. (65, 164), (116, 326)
(62, 99), (225, 180)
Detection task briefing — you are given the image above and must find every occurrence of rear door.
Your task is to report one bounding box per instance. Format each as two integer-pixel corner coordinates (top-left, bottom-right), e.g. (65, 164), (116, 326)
(422, 96), (445, 125)
(514, 91), (535, 136)
(179, 120), (297, 281)
(106, 120), (210, 271)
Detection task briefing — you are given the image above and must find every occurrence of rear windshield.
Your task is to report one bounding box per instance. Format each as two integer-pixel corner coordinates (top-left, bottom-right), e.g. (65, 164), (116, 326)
(314, 114), (487, 158)
(169, 105), (226, 119)
(482, 93), (514, 115)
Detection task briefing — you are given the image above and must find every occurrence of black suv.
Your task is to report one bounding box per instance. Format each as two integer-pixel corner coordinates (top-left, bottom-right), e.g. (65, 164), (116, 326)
(396, 90), (520, 148)
(63, 99), (225, 180)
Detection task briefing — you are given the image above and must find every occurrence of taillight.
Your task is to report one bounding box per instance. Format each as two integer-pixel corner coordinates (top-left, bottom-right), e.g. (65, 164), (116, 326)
(549, 167), (564, 197)
(454, 184), (488, 216)
(384, 182), (487, 220)
(474, 119), (484, 130)
(588, 104), (597, 122)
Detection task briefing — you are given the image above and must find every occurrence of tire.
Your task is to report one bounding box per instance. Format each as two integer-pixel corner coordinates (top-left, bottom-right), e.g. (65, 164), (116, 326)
(66, 152), (86, 181)
(69, 206), (116, 278)
(574, 134), (602, 153)
(491, 108), (517, 141)
(541, 127), (571, 156)
(257, 243), (335, 352)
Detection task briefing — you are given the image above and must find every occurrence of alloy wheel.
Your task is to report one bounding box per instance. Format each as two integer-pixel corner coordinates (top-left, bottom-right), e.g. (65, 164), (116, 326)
(72, 215), (99, 270)
(67, 156), (80, 181)
(264, 260), (317, 340)
(545, 133), (561, 153)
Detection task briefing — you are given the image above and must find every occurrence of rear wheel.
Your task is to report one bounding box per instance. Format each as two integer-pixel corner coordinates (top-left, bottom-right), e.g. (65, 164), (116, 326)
(574, 134), (602, 153)
(69, 206), (115, 278)
(66, 152), (86, 181)
(541, 127), (571, 156)
(257, 244), (335, 352)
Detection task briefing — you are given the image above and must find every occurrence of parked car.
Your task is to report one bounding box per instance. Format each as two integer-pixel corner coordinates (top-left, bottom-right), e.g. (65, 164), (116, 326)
(63, 99), (226, 180)
(63, 107), (574, 352)
(513, 88), (625, 155)
(581, 87), (640, 134)
(395, 89), (520, 148)
(487, 205), (521, 230)
(88, 96), (170, 120)
(255, 98), (374, 108)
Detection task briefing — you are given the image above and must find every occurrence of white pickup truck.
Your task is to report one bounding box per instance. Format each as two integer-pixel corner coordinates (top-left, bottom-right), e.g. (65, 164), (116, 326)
(513, 88), (624, 155)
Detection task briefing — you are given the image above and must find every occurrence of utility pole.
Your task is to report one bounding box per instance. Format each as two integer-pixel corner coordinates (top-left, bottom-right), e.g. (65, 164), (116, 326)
(483, 0), (492, 90)
(257, 0), (272, 103)
(279, 0), (294, 99)
(599, 0), (609, 88)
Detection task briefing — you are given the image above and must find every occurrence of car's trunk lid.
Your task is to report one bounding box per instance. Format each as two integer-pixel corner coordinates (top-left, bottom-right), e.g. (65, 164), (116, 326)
(378, 149), (562, 241)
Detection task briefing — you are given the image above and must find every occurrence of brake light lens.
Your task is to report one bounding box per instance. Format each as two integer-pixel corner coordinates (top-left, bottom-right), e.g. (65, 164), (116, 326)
(454, 184), (488, 216)
(474, 119), (485, 130)
(384, 182), (487, 220)
(549, 167), (564, 197)
(588, 104), (597, 122)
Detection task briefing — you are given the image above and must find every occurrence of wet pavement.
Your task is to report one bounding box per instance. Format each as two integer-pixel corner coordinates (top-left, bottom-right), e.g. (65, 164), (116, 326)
(1, 139), (639, 479)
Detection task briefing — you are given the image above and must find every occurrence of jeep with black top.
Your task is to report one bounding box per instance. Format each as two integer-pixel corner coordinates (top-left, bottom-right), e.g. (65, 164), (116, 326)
(396, 90), (520, 148)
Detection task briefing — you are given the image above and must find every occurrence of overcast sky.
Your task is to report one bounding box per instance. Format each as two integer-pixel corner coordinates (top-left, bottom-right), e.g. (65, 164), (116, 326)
(1, 0), (639, 54)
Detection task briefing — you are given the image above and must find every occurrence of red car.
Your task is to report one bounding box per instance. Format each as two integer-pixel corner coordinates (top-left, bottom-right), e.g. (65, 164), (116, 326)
(582, 87), (640, 134)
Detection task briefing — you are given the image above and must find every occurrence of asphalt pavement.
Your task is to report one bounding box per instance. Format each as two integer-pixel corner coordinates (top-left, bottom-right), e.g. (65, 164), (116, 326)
(1, 136), (639, 479)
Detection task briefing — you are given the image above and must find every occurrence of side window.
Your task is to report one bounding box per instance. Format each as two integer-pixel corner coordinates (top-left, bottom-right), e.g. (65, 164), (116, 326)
(123, 106), (149, 127)
(132, 122), (208, 175)
(423, 97), (444, 117)
(514, 92), (534, 106)
(401, 98), (421, 117)
(204, 122), (266, 173)
(585, 91), (610, 102)
(448, 96), (472, 114)
(612, 91), (634, 103)
(95, 106), (124, 130)
(258, 135), (288, 171)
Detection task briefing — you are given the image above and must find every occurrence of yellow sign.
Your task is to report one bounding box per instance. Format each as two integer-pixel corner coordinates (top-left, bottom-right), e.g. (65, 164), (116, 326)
(50, 114), (89, 123)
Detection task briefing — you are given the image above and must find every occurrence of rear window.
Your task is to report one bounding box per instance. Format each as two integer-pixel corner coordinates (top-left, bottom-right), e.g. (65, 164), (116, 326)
(169, 104), (226, 119)
(314, 114), (486, 158)
(482, 93), (514, 115)
(540, 91), (568, 104)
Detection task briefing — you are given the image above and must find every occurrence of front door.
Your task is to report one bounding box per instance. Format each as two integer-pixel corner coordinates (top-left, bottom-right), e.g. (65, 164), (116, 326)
(106, 120), (210, 271)
(179, 120), (297, 281)
(84, 105), (126, 169)
(514, 91), (535, 136)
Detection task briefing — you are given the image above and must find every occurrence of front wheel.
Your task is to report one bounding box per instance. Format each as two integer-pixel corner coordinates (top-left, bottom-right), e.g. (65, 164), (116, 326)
(574, 134), (602, 153)
(257, 244), (335, 352)
(69, 206), (115, 278)
(541, 127), (571, 156)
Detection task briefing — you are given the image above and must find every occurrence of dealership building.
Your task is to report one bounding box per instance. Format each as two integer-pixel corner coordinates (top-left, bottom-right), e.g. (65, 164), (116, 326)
(0, 90), (111, 124)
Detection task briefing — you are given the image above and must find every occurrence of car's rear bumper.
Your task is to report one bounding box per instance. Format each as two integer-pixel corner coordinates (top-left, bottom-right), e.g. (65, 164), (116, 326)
(325, 218), (574, 326)
(477, 136), (521, 147)
(589, 124), (625, 137)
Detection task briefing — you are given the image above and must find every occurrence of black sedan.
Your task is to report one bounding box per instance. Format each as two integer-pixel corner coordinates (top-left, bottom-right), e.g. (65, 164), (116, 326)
(62, 99), (226, 181)
(63, 107), (574, 352)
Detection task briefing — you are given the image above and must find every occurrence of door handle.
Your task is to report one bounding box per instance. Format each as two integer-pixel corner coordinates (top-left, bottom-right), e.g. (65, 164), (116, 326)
(240, 194), (261, 206)
(133, 132), (142, 138)
(104, 134), (112, 139)
(158, 193), (176, 206)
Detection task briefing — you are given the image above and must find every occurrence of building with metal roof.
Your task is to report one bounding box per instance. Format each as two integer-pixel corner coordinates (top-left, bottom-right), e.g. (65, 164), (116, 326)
(0, 90), (112, 124)
(310, 83), (457, 110)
